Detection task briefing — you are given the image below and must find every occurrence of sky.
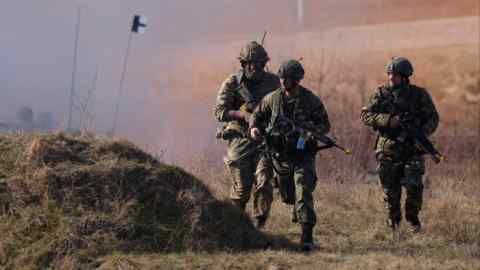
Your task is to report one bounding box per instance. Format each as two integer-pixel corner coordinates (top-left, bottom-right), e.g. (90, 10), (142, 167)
(0, 0), (298, 128)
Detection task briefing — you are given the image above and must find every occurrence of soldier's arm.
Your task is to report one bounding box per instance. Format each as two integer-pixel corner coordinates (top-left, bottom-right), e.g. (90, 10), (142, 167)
(250, 97), (271, 132)
(419, 89), (439, 136)
(310, 95), (330, 134)
(360, 89), (393, 129)
(213, 75), (248, 122)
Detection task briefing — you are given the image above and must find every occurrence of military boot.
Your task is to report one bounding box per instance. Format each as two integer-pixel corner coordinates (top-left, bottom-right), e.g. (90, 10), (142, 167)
(387, 218), (400, 232)
(406, 216), (422, 233)
(292, 209), (298, 223)
(387, 213), (402, 232)
(300, 224), (314, 252)
(411, 223), (422, 233)
(254, 215), (267, 229)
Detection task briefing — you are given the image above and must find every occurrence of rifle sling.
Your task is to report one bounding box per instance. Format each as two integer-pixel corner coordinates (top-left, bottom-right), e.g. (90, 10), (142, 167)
(234, 72), (256, 110)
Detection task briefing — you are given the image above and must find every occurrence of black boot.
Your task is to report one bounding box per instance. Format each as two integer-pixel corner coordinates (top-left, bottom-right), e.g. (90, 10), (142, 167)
(300, 224), (314, 252)
(254, 215), (267, 229)
(387, 219), (400, 232)
(292, 209), (298, 223)
(406, 215), (422, 233)
(387, 212), (402, 232)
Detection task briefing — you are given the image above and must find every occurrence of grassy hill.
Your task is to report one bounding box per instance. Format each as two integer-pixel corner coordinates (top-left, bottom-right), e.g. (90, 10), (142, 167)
(0, 133), (276, 269)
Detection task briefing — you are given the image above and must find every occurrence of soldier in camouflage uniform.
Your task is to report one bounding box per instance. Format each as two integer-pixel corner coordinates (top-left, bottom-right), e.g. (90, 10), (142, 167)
(361, 57), (439, 232)
(250, 60), (330, 251)
(214, 41), (280, 228)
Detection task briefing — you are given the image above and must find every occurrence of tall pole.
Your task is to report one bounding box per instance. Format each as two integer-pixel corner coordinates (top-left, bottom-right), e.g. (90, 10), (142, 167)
(67, 6), (81, 131)
(111, 30), (134, 136)
(477, 1), (480, 143)
(297, 0), (304, 27)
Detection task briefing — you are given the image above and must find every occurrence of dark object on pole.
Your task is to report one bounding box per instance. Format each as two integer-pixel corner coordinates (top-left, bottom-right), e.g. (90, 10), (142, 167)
(131, 15), (148, 34)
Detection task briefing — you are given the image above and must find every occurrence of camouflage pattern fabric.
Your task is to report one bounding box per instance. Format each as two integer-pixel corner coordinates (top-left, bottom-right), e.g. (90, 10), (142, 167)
(214, 72), (280, 161)
(273, 155), (317, 225)
(227, 154), (273, 218)
(361, 84), (439, 227)
(251, 86), (331, 225)
(214, 71), (280, 218)
(378, 156), (425, 227)
(251, 86), (330, 139)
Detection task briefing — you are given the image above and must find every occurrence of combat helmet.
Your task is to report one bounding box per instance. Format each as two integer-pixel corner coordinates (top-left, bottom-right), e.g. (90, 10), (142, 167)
(278, 59), (305, 80)
(238, 41), (270, 63)
(385, 57), (414, 77)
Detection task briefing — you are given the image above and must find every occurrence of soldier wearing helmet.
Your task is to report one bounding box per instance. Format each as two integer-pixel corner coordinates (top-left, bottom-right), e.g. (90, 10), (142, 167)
(214, 41), (280, 228)
(250, 59), (331, 251)
(361, 57), (439, 233)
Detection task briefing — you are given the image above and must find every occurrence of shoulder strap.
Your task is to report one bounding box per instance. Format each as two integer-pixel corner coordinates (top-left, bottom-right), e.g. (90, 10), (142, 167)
(233, 71), (256, 111)
(270, 89), (284, 128)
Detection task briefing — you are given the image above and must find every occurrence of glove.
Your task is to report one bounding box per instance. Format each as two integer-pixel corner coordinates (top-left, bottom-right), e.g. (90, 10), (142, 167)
(389, 115), (401, 129)
(228, 110), (251, 122)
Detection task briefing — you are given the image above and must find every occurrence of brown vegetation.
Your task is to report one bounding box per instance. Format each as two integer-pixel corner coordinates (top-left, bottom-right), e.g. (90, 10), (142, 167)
(1, 2), (478, 269)
(0, 133), (278, 269)
(141, 31), (480, 268)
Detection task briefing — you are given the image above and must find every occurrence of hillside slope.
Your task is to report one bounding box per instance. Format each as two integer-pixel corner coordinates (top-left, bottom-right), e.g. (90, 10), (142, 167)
(0, 133), (271, 269)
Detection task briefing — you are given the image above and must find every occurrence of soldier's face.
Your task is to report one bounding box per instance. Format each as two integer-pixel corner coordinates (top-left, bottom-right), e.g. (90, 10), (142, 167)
(242, 60), (265, 81)
(388, 72), (404, 87)
(281, 77), (298, 91)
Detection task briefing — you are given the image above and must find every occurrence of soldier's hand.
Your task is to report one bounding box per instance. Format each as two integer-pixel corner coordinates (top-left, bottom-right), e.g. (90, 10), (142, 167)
(228, 110), (251, 122)
(389, 115), (401, 128)
(243, 112), (252, 123)
(250, 127), (262, 140)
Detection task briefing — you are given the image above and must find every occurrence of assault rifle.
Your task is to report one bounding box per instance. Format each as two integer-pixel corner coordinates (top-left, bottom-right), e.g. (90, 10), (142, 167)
(396, 113), (444, 163)
(265, 115), (352, 155)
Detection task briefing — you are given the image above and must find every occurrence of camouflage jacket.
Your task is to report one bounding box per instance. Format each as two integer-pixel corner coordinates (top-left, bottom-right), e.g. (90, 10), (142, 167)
(250, 86), (331, 157)
(361, 84), (439, 159)
(214, 71), (280, 161)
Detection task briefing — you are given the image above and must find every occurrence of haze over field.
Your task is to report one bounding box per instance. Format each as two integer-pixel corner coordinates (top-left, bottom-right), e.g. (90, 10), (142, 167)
(0, 1), (479, 269)
(0, 0), (478, 161)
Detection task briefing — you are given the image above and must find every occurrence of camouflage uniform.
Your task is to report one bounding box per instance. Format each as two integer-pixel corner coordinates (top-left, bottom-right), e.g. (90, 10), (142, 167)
(214, 42), (280, 222)
(361, 77), (439, 229)
(250, 85), (330, 226)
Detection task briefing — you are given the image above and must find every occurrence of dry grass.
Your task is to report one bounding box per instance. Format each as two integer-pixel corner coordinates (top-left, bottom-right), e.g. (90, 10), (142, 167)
(1, 4), (479, 269)
(136, 35), (480, 268)
(0, 133), (279, 269)
(106, 154), (479, 269)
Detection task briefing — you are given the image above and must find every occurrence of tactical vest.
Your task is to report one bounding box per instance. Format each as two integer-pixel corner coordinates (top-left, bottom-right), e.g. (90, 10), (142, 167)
(374, 85), (424, 137)
(268, 88), (316, 159)
(219, 72), (277, 140)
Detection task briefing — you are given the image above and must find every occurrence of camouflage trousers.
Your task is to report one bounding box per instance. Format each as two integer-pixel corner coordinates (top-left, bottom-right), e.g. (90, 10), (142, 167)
(225, 154), (273, 219)
(377, 155), (425, 227)
(273, 154), (318, 226)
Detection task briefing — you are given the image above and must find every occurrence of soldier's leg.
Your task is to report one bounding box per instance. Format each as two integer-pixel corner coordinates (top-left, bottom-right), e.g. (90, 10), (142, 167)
(293, 156), (317, 250)
(378, 160), (403, 229)
(272, 159), (296, 205)
(252, 155), (274, 227)
(403, 156), (425, 231)
(271, 158), (297, 222)
(226, 158), (255, 210)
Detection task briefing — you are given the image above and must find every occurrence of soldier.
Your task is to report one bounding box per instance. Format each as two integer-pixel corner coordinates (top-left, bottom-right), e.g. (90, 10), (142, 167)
(361, 57), (439, 232)
(250, 59), (331, 251)
(214, 41), (280, 228)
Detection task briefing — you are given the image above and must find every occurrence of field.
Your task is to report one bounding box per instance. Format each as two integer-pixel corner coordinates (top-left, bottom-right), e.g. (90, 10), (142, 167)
(133, 9), (480, 270)
(0, 1), (479, 269)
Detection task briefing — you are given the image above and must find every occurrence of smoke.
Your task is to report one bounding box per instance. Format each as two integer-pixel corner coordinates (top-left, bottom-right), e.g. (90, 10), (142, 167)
(0, 0), (478, 162)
